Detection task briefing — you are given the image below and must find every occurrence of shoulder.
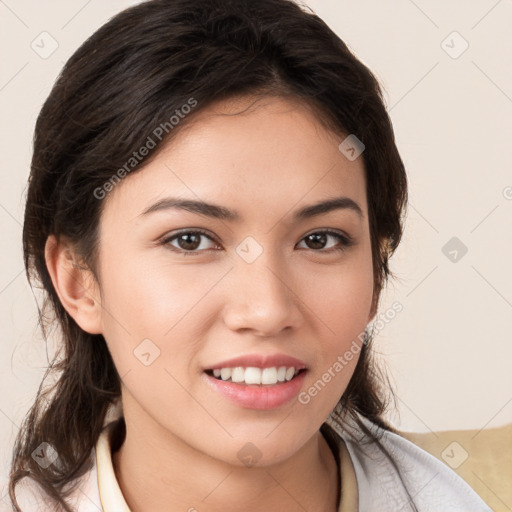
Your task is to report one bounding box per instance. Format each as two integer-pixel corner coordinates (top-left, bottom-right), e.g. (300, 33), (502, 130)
(325, 413), (492, 512)
(9, 451), (102, 512)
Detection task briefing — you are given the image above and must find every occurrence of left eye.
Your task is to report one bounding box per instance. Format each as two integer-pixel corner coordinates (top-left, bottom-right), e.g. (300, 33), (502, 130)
(296, 231), (350, 252)
(162, 230), (351, 255)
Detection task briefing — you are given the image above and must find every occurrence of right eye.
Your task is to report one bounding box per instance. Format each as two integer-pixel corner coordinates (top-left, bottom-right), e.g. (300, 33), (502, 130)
(161, 229), (221, 255)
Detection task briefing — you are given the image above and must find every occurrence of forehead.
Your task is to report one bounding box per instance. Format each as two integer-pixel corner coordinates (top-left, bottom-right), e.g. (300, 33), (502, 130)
(102, 95), (367, 224)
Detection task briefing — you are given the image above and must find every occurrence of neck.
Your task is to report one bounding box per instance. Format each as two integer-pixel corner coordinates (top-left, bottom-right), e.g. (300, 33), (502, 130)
(111, 401), (339, 512)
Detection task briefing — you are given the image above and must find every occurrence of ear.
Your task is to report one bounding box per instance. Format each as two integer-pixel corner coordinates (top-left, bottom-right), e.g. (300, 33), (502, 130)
(44, 235), (103, 334)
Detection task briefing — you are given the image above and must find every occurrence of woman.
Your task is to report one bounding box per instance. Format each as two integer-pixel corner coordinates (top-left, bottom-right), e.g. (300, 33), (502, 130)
(8, 0), (491, 510)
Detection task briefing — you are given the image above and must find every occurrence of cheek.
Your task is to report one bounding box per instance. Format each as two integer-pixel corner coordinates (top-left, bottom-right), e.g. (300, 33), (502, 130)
(96, 250), (211, 375)
(298, 249), (373, 411)
(100, 244), (213, 328)
(308, 249), (374, 338)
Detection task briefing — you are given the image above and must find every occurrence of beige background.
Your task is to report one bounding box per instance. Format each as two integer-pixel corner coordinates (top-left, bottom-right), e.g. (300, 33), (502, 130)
(1, 0), (511, 504)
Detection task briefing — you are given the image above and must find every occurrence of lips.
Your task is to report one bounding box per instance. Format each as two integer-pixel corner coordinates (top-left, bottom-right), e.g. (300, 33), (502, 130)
(203, 353), (308, 410)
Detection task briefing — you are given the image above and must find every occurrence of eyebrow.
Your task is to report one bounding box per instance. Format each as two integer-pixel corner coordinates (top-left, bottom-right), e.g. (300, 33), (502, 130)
(140, 196), (363, 221)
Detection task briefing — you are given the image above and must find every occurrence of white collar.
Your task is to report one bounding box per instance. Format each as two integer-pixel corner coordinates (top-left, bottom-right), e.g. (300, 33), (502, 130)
(94, 408), (357, 511)
(93, 404), (489, 512)
(96, 421), (131, 512)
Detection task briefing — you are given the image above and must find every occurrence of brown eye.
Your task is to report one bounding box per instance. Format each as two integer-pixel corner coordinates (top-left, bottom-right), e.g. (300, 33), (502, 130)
(175, 233), (202, 251)
(304, 233), (328, 250)
(162, 230), (219, 255)
(297, 230), (353, 253)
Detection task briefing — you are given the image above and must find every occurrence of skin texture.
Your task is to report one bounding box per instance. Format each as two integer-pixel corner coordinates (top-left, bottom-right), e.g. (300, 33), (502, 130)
(46, 95), (375, 511)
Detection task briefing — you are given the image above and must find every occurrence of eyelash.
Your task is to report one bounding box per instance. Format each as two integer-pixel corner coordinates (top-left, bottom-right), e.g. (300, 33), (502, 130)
(160, 228), (354, 256)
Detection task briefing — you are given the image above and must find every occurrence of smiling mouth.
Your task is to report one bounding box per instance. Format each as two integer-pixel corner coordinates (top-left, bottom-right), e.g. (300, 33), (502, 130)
(204, 366), (306, 386)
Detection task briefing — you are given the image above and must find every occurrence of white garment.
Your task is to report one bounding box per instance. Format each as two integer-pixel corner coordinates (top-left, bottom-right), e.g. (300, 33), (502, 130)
(325, 413), (492, 512)
(11, 412), (491, 512)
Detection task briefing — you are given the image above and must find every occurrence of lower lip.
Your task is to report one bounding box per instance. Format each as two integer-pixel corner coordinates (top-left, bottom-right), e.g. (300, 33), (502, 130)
(203, 371), (307, 410)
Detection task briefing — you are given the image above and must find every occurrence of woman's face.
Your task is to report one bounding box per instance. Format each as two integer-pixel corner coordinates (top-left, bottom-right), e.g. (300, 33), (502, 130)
(94, 95), (374, 466)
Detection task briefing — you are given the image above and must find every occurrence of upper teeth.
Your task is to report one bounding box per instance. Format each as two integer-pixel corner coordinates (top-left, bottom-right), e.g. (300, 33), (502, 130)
(212, 366), (299, 385)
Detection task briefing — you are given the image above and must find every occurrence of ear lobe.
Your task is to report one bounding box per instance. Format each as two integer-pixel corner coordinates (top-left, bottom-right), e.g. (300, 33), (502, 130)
(44, 235), (103, 334)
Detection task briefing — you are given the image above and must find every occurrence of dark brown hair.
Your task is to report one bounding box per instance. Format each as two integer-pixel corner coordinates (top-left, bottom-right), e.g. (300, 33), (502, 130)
(9, 0), (407, 509)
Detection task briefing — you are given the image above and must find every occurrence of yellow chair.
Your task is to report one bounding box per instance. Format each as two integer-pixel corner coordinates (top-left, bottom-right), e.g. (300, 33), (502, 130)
(401, 424), (512, 511)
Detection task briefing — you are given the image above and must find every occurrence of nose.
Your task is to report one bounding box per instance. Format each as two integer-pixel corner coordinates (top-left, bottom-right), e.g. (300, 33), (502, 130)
(222, 255), (304, 337)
